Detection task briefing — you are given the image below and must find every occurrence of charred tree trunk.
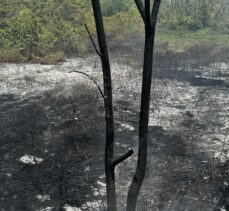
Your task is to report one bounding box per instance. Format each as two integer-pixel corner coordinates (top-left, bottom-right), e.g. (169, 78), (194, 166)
(127, 1), (161, 210)
(90, 0), (159, 210)
(127, 27), (155, 211)
(91, 1), (133, 210)
(91, 1), (116, 210)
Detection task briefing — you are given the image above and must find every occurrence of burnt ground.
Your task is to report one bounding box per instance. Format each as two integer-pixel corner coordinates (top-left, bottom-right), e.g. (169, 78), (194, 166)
(0, 85), (106, 210)
(0, 53), (229, 210)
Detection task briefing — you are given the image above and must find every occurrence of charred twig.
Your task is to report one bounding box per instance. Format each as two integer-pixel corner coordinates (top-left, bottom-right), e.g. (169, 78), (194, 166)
(85, 24), (102, 57)
(69, 70), (105, 100)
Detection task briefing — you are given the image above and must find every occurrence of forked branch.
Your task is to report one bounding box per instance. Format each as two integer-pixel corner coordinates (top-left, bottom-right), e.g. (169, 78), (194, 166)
(126, 1), (162, 210)
(135, 0), (145, 22)
(151, 0), (161, 27)
(145, 0), (151, 26)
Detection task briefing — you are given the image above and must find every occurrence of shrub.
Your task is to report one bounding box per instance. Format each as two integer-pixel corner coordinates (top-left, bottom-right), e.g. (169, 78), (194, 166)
(0, 48), (27, 63)
(40, 51), (65, 65)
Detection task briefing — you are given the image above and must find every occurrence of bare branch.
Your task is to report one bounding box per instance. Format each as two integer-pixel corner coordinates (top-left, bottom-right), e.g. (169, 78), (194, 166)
(69, 70), (105, 99)
(151, 0), (161, 27)
(112, 149), (134, 168)
(135, 0), (145, 22)
(145, 0), (151, 27)
(85, 24), (102, 57)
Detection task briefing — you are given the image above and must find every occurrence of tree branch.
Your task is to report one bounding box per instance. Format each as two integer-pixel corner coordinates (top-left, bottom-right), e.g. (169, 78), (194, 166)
(145, 0), (151, 27)
(135, 0), (145, 22)
(69, 70), (105, 99)
(85, 24), (102, 57)
(151, 0), (161, 27)
(112, 149), (134, 168)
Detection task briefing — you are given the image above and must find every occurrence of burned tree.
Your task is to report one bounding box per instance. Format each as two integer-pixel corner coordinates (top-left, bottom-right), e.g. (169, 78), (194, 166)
(90, 0), (161, 210)
(126, 0), (161, 210)
(90, 1), (133, 211)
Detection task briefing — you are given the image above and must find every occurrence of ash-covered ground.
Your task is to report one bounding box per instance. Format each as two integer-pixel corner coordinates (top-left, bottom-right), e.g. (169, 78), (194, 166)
(0, 49), (228, 210)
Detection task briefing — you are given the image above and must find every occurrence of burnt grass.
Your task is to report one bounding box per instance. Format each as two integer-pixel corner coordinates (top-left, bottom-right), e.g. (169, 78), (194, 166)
(0, 84), (106, 210)
(113, 104), (229, 210)
(0, 45), (229, 210)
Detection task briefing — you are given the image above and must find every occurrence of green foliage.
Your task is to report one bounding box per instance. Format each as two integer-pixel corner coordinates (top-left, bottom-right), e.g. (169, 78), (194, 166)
(104, 8), (143, 41)
(101, 0), (134, 16)
(0, 0), (228, 63)
(159, 0), (229, 31)
(6, 8), (39, 54)
(0, 0), (92, 62)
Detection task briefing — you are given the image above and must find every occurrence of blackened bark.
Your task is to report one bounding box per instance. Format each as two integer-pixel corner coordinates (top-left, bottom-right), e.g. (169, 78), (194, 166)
(91, 1), (116, 210)
(126, 1), (161, 210)
(126, 26), (155, 211)
(91, 1), (159, 210)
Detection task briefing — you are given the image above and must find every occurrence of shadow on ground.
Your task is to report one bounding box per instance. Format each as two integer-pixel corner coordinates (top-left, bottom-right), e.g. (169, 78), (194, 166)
(112, 99), (228, 211)
(0, 84), (106, 210)
(153, 68), (229, 88)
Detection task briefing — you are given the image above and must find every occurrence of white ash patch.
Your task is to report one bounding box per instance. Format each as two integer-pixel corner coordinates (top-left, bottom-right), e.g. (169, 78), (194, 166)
(85, 166), (90, 172)
(18, 155), (43, 164)
(81, 200), (103, 210)
(97, 180), (106, 188)
(64, 205), (81, 211)
(37, 207), (52, 211)
(120, 123), (135, 131)
(36, 194), (50, 202)
(6, 173), (12, 177)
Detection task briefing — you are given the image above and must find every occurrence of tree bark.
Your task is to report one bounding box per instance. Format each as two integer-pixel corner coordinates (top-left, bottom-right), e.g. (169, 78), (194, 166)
(126, 1), (161, 210)
(90, 1), (160, 210)
(126, 25), (155, 211)
(91, 1), (116, 210)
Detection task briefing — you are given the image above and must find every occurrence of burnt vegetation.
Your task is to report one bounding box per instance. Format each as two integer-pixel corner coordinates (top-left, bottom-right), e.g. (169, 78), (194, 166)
(0, 0), (229, 211)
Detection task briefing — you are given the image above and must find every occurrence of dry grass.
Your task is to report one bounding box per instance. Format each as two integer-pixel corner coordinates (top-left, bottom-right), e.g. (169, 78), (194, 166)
(40, 51), (65, 65)
(0, 49), (27, 63)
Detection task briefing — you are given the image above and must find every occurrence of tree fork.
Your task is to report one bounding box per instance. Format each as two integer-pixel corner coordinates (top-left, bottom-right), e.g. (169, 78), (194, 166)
(127, 1), (161, 210)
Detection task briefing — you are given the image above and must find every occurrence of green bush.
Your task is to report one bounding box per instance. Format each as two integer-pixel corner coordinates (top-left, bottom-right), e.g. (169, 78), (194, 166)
(0, 0), (228, 63)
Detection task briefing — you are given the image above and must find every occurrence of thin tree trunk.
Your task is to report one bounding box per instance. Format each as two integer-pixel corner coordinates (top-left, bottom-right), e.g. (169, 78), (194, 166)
(91, 1), (159, 210)
(126, 1), (161, 210)
(91, 1), (116, 210)
(126, 26), (155, 211)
